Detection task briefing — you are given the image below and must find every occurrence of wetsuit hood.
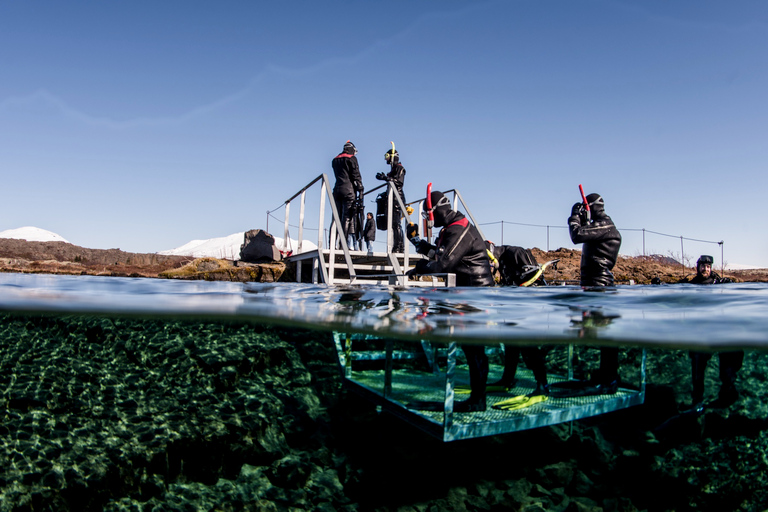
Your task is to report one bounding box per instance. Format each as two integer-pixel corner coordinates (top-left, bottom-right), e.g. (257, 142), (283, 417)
(430, 191), (452, 227)
(586, 193), (605, 217)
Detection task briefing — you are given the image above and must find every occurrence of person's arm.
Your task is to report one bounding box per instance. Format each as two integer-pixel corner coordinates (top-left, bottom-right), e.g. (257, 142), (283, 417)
(350, 157), (364, 194)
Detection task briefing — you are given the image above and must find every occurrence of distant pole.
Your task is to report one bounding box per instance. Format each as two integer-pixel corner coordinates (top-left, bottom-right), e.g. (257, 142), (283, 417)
(642, 228), (646, 256)
(266, 211), (269, 233)
(501, 220), (504, 246)
(719, 240), (724, 275)
(546, 225), (550, 252)
(680, 236), (685, 276)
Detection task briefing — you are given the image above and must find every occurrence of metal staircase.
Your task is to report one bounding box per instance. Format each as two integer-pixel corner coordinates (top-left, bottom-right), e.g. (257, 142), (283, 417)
(277, 174), (483, 286)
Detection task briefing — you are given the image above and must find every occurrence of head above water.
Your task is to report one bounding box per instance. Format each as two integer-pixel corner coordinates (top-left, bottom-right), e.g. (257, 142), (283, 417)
(385, 148), (399, 164)
(697, 255), (714, 277)
(585, 193), (605, 216)
(427, 190), (452, 227)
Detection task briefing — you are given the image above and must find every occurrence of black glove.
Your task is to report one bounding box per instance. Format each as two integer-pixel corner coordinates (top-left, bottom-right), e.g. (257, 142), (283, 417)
(375, 172), (387, 181)
(571, 202), (585, 217)
(408, 259), (431, 276)
(406, 222), (419, 240)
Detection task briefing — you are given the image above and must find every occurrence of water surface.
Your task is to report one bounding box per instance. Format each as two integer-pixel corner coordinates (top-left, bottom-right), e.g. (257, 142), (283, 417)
(1, 273), (766, 349)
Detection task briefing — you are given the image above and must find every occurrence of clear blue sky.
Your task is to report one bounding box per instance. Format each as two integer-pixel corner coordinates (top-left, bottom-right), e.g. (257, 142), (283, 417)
(2, 1), (766, 266)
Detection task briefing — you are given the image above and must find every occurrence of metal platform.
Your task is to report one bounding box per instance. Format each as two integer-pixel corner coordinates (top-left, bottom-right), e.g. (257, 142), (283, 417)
(286, 249), (455, 286)
(333, 333), (646, 442)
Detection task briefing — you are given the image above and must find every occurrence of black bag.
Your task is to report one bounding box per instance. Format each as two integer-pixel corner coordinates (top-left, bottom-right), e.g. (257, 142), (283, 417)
(375, 192), (388, 231)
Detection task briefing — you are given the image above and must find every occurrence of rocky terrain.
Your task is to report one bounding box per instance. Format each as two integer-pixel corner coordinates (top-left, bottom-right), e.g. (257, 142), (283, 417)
(2, 238), (766, 283)
(0, 239), (192, 278)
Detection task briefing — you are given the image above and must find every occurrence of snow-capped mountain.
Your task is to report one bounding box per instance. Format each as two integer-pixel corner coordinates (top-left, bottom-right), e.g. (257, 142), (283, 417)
(158, 232), (316, 259)
(0, 226), (70, 243)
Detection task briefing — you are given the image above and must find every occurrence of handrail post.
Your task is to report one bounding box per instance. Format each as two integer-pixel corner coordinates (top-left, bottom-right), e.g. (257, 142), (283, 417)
(298, 190), (306, 254)
(283, 201), (291, 253)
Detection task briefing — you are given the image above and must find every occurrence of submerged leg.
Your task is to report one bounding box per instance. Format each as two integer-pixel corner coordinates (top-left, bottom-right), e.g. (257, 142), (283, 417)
(690, 351), (713, 405)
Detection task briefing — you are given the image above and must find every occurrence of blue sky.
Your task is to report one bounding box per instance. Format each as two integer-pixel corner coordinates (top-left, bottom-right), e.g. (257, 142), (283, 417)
(1, 1), (766, 266)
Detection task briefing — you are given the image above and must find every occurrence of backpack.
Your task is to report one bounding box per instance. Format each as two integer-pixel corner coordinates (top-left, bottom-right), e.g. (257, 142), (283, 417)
(375, 192), (389, 231)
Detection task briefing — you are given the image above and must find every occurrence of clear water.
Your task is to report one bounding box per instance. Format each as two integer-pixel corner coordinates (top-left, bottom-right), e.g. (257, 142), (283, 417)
(1, 273), (766, 350)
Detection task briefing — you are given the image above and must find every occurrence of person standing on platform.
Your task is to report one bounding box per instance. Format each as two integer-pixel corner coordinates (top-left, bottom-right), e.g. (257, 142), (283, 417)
(331, 141), (364, 249)
(408, 188), (494, 411)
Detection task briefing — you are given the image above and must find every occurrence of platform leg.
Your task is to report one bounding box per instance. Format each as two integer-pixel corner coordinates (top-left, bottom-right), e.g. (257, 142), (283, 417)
(384, 340), (394, 397)
(443, 341), (457, 430)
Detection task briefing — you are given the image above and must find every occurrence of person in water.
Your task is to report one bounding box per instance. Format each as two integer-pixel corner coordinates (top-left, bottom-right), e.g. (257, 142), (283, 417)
(485, 241), (549, 395)
(408, 189), (494, 411)
(376, 147), (407, 253)
(682, 255), (741, 411)
(566, 192), (622, 393)
(331, 141), (364, 249)
(679, 254), (732, 284)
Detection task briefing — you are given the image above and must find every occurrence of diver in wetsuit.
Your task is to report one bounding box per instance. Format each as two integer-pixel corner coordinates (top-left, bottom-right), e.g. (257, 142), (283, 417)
(567, 192), (622, 393)
(408, 189), (494, 411)
(486, 241), (550, 395)
(331, 141), (364, 249)
(681, 255), (741, 410)
(376, 147), (407, 253)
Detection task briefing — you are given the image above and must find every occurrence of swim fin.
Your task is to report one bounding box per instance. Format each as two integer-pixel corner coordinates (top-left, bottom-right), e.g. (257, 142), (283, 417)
(493, 394), (548, 411)
(548, 379), (618, 398)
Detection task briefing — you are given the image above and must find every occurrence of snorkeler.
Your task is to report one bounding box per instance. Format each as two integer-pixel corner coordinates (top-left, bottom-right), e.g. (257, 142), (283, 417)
(484, 241), (550, 396)
(553, 191), (622, 396)
(682, 255), (741, 411)
(407, 187), (494, 412)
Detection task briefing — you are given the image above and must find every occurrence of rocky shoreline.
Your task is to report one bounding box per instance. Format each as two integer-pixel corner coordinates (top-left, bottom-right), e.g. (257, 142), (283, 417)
(3, 237), (768, 284)
(1, 313), (767, 511)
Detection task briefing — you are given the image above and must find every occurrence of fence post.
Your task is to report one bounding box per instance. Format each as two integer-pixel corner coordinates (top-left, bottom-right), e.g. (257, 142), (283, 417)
(719, 241), (724, 275)
(680, 236), (685, 276)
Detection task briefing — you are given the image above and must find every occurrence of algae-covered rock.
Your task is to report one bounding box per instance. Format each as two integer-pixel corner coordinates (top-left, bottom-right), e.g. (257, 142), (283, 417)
(159, 257), (285, 282)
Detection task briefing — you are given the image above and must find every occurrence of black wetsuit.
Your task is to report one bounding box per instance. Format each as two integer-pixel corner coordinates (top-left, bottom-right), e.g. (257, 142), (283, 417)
(331, 152), (363, 243)
(379, 161), (406, 252)
(413, 206), (494, 409)
(491, 245), (543, 286)
(683, 271), (741, 405)
(568, 208), (622, 383)
(568, 211), (622, 286)
(416, 210), (494, 287)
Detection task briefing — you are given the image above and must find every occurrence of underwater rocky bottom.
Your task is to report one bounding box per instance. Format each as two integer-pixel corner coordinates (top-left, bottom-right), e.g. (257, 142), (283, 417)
(1, 313), (768, 512)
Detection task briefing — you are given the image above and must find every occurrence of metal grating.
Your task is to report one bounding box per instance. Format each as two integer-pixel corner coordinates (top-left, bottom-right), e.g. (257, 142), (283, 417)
(333, 332), (646, 442)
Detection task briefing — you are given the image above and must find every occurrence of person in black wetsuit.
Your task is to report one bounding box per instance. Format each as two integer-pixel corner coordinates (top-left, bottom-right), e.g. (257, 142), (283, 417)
(331, 141), (364, 249)
(681, 255), (741, 410)
(485, 241), (549, 395)
(408, 189), (494, 411)
(567, 192), (622, 393)
(376, 148), (407, 252)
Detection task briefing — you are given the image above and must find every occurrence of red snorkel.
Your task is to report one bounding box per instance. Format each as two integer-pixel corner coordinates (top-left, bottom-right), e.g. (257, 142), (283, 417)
(579, 183), (591, 223)
(424, 182), (434, 239)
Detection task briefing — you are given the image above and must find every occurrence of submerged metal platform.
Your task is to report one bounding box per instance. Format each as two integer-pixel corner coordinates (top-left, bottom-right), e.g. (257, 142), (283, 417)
(333, 333), (646, 442)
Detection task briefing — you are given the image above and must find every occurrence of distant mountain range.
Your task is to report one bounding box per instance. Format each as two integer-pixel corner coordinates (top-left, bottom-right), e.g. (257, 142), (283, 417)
(0, 227), (315, 261)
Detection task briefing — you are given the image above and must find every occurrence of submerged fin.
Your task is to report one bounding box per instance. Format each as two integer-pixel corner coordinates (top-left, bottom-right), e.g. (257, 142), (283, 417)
(493, 394), (548, 411)
(548, 379), (618, 398)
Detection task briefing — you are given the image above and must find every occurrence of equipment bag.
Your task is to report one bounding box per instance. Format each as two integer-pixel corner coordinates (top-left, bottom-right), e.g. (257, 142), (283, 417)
(375, 192), (389, 231)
